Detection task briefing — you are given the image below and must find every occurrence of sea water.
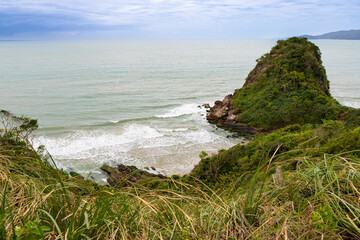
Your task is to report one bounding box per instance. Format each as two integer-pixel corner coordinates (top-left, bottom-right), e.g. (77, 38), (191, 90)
(0, 39), (359, 182)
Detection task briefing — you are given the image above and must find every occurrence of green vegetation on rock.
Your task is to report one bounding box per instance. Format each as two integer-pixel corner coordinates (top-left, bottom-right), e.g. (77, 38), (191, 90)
(188, 121), (360, 238)
(232, 37), (346, 129)
(191, 121), (360, 185)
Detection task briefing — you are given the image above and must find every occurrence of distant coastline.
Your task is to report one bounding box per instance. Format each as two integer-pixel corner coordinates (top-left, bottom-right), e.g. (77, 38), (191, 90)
(301, 29), (360, 40)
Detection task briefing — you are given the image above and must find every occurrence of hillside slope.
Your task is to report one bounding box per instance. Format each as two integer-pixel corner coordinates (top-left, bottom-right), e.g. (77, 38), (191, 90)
(302, 29), (360, 40)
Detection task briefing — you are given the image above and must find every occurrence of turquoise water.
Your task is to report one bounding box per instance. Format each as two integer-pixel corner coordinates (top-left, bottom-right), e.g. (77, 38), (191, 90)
(1, 39), (359, 181)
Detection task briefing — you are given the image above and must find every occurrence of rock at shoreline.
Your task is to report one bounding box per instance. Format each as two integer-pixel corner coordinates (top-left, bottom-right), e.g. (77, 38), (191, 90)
(207, 95), (236, 123)
(101, 164), (167, 188)
(207, 94), (267, 135)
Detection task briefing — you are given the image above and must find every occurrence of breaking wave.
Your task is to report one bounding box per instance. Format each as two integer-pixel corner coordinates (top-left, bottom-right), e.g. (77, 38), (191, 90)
(155, 103), (204, 118)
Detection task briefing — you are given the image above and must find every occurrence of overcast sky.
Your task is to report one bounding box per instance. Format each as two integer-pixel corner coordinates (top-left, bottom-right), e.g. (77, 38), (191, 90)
(0, 0), (359, 39)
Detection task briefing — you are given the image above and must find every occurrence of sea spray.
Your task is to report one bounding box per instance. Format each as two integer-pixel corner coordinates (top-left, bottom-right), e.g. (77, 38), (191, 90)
(33, 108), (242, 179)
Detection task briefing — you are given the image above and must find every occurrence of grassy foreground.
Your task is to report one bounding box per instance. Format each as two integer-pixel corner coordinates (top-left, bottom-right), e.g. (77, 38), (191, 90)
(1, 111), (360, 239)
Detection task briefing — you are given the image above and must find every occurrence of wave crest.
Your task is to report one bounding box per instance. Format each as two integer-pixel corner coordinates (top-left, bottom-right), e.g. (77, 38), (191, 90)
(155, 103), (204, 118)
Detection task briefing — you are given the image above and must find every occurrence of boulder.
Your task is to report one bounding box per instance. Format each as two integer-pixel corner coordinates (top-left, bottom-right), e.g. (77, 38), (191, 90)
(207, 94), (265, 135)
(101, 164), (166, 188)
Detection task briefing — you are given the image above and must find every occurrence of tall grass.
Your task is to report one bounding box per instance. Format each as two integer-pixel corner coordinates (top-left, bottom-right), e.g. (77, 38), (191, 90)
(1, 140), (359, 239)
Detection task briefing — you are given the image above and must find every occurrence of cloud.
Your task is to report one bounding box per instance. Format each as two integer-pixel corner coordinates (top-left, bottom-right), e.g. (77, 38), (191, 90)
(0, 0), (359, 39)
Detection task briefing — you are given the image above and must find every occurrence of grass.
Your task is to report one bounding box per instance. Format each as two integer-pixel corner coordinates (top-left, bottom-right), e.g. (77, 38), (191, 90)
(0, 125), (359, 239)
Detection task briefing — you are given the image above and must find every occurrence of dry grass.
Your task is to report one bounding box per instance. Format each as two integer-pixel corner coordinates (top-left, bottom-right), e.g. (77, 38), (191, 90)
(1, 145), (360, 239)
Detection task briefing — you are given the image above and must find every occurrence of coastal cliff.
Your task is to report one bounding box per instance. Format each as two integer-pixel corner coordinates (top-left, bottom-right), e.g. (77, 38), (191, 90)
(207, 37), (350, 133)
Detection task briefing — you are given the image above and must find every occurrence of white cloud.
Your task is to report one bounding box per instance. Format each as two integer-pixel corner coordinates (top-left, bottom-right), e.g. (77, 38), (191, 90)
(0, 0), (359, 38)
(1, 0), (359, 23)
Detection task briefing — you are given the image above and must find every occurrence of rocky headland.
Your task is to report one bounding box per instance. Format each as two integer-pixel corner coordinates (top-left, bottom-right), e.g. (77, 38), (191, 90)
(206, 37), (357, 134)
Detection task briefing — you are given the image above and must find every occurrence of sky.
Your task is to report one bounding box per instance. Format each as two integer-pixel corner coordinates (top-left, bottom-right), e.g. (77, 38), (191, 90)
(0, 0), (359, 40)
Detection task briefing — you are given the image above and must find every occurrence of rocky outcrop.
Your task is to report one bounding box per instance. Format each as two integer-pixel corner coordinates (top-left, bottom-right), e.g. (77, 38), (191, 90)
(207, 95), (237, 123)
(206, 37), (345, 131)
(206, 94), (264, 135)
(101, 164), (166, 188)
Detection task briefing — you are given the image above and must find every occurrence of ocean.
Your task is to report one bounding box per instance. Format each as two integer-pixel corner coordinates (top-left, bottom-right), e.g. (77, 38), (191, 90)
(1, 39), (359, 182)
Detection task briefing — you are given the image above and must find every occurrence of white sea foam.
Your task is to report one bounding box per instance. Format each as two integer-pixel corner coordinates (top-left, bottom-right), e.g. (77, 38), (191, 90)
(33, 124), (163, 157)
(155, 103), (204, 118)
(33, 122), (238, 176)
(339, 100), (360, 109)
(159, 128), (188, 132)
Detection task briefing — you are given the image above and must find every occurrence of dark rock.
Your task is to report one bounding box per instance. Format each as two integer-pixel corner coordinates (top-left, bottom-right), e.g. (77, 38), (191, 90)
(207, 95), (234, 122)
(69, 171), (85, 180)
(207, 94), (265, 135)
(101, 164), (167, 188)
(70, 171), (81, 177)
(100, 165), (125, 187)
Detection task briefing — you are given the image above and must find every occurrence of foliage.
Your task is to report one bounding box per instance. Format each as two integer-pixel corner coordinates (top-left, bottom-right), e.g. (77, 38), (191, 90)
(191, 121), (360, 186)
(0, 110), (38, 148)
(231, 37), (358, 129)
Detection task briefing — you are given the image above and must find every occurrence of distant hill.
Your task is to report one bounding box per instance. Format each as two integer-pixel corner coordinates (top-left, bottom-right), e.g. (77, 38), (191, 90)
(301, 29), (360, 40)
